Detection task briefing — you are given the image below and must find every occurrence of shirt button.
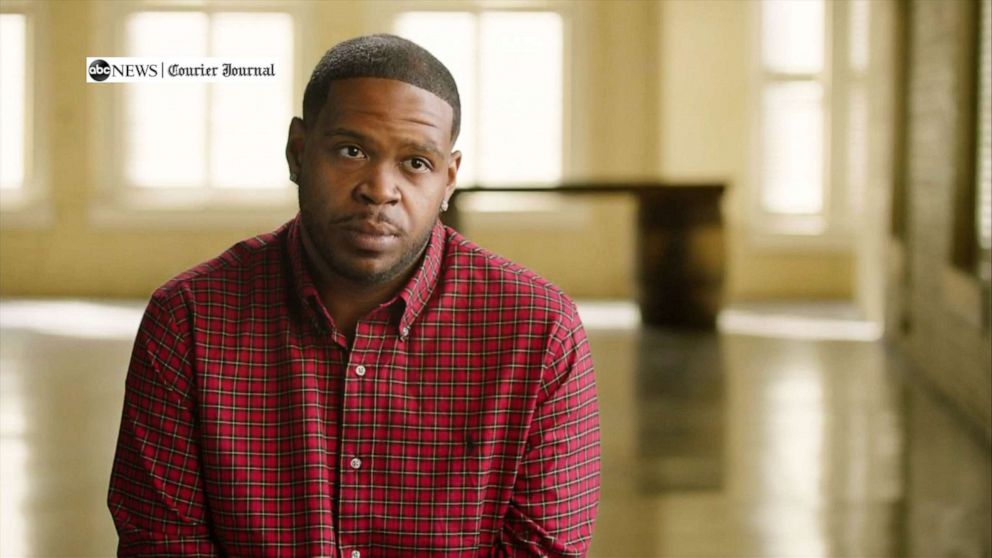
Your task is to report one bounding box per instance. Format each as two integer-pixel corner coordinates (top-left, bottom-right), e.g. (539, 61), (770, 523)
(354, 365), (366, 377)
(400, 326), (410, 338)
(351, 551), (361, 558)
(350, 457), (362, 470)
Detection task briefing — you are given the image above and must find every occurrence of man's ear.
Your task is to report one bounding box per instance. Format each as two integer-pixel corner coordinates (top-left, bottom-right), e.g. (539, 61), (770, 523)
(286, 117), (307, 182)
(444, 150), (462, 201)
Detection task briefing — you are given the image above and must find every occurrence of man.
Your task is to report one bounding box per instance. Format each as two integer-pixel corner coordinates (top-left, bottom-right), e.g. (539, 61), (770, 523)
(108, 34), (600, 557)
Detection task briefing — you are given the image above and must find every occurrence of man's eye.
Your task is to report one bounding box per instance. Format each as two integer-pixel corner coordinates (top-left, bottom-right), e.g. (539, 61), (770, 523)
(404, 158), (432, 173)
(337, 146), (365, 159)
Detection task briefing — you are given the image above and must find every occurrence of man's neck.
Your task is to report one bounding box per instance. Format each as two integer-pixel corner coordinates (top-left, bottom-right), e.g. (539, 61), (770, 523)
(300, 228), (411, 340)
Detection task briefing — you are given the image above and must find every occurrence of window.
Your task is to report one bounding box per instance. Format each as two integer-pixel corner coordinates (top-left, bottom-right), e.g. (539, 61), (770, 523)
(86, 3), (302, 223)
(0, 2), (50, 227)
(948, 0), (989, 279)
(754, 0), (868, 241)
(121, 10), (294, 193)
(0, 13), (27, 193)
(759, 0), (825, 219)
(394, 10), (564, 187)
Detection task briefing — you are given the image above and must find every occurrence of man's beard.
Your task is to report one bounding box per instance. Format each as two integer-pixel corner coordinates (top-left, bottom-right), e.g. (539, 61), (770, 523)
(299, 197), (434, 288)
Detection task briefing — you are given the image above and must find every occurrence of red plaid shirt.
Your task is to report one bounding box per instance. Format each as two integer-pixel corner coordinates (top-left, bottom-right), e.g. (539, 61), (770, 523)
(108, 216), (600, 557)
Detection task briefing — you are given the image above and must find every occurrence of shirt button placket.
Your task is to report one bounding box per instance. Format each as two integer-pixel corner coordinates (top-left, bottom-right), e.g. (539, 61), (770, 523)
(345, 350), (371, 558)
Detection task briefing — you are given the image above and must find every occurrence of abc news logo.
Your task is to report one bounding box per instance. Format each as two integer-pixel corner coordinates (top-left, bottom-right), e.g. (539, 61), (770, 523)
(87, 58), (160, 82)
(88, 56), (277, 83)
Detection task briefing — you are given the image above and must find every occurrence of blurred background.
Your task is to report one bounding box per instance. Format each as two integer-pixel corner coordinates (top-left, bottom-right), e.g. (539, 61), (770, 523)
(0, 0), (990, 556)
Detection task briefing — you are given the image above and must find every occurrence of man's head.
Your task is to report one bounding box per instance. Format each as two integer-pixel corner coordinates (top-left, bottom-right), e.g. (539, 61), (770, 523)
(302, 34), (460, 143)
(286, 35), (462, 291)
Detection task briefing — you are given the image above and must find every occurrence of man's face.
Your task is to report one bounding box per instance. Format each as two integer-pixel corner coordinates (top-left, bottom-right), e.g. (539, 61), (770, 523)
(287, 78), (460, 287)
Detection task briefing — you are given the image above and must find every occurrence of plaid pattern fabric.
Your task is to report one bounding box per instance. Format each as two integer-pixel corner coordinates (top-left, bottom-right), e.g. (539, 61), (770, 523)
(108, 215), (601, 557)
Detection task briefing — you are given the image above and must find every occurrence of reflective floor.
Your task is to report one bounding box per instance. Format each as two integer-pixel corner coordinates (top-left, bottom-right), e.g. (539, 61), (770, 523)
(0, 300), (989, 557)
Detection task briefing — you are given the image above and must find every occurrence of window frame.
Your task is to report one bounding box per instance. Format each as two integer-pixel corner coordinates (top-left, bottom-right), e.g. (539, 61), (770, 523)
(88, 0), (310, 229)
(941, 0), (992, 331)
(748, 0), (860, 251)
(974, 0), (991, 285)
(0, 1), (53, 229)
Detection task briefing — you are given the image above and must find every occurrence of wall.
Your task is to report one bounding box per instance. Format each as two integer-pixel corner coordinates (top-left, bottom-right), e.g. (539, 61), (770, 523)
(0, 0), (854, 303)
(655, 0), (853, 302)
(0, 1), (306, 298)
(432, 0), (654, 299)
(888, 0), (992, 439)
(857, 1), (900, 325)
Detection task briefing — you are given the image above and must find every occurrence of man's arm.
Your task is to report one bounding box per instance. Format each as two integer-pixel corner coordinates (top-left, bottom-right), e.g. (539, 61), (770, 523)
(497, 308), (602, 558)
(108, 292), (220, 557)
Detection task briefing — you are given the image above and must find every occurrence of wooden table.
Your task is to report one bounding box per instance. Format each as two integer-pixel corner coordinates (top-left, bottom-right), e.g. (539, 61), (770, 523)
(443, 182), (726, 328)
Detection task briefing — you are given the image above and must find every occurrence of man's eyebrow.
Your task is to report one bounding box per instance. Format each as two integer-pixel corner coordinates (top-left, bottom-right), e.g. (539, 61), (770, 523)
(323, 127), (445, 160)
(322, 127), (369, 142)
(402, 141), (445, 160)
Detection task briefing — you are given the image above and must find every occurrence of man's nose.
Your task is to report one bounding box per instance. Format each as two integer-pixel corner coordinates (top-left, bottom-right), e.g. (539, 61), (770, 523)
(355, 163), (401, 206)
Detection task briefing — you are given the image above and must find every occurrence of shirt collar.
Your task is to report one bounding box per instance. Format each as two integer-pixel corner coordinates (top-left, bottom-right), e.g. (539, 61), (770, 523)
(395, 219), (445, 335)
(287, 215), (331, 330)
(287, 214), (446, 336)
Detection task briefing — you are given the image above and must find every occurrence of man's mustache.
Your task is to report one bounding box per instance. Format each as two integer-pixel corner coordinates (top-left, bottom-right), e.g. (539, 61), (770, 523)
(330, 212), (402, 234)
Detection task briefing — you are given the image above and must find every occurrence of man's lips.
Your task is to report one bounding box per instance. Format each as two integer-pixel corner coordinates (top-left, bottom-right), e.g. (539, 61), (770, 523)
(337, 220), (400, 252)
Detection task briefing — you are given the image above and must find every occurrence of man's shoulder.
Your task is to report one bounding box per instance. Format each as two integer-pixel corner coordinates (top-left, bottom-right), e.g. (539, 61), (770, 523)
(150, 221), (291, 306)
(441, 226), (580, 324)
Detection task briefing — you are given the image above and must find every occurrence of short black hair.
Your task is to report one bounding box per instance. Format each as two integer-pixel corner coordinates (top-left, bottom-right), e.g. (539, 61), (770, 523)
(302, 34), (461, 143)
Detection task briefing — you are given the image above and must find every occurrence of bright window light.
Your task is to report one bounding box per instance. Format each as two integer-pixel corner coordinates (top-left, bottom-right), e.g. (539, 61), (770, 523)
(210, 13), (293, 189)
(395, 11), (563, 186)
(393, 12), (478, 184)
(760, 82), (824, 215)
(124, 11), (293, 190)
(125, 12), (208, 188)
(761, 0), (824, 74)
(758, 0), (827, 222)
(478, 12), (562, 185)
(0, 14), (27, 191)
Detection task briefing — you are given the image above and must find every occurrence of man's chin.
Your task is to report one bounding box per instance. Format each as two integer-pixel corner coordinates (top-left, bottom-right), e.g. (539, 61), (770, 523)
(327, 253), (405, 287)
(302, 221), (432, 289)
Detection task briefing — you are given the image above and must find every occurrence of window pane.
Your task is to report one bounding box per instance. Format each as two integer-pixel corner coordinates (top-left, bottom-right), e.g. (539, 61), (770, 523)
(0, 14), (26, 190)
(394, 12), (478, 185)
(761, 81), (824, 215)
(210, 13), (294, 189)
(762, 0), (824, 74)
(479, 12), (562, 185)
(125, 12), (208, 188)
(126, 11), (209, 57)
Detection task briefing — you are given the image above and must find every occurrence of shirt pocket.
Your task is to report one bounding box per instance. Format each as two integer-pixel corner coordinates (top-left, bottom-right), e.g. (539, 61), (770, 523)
(379, 380), (486, 554)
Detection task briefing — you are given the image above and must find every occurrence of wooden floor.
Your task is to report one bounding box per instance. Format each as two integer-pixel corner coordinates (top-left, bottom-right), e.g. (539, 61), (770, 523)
(0, 300), (989, 557)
